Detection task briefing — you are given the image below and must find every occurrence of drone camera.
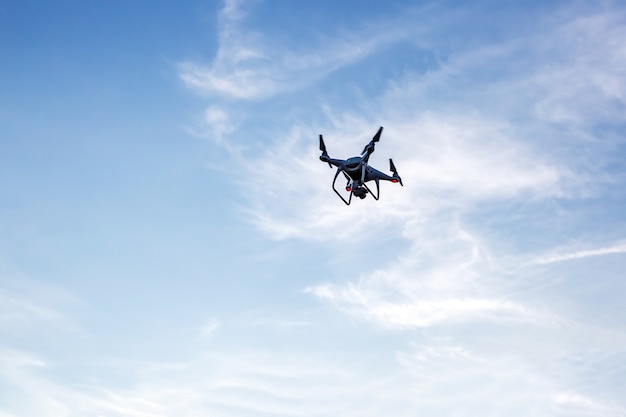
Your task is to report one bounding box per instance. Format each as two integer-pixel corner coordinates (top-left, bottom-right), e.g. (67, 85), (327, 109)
(353, 186), (368, 199)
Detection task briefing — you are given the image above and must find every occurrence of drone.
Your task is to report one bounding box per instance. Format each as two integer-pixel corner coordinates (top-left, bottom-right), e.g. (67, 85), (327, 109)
(319, 126), (403, 205)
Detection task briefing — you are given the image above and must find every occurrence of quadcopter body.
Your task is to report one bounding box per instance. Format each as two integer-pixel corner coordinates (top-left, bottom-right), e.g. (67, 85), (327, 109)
(319, 126), (403, 205)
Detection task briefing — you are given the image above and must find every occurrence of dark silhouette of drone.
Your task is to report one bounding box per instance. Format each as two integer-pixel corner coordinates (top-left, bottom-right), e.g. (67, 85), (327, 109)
(319, 126), (403, 205)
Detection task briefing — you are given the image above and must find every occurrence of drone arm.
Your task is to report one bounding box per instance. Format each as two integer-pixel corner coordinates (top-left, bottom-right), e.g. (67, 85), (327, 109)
(365, 162), (403, 186)
(320, 154), (345, 168)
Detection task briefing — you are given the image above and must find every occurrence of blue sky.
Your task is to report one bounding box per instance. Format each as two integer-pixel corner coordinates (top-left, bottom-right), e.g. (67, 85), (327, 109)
(2, 0), (626, 415)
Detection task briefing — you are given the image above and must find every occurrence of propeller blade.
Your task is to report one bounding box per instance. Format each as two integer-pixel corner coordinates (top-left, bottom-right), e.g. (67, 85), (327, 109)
(319, 135), (332, 168)
(390, 158), (403, 186)
(373, 126), (383, 143)
(319, 135), (327, 153)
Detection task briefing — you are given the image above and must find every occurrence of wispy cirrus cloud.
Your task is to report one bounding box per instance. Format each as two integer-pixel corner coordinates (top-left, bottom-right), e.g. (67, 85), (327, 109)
(0, 277), (79, 334)
(0, 346), (419, 417)
(308, 286), (528, 328)
(532, 12), (626, 127)
(12, 340), (622, 417)
(555, 391), (626, 416)
(530, 240), (626, 265)
(178, 0), (416, 100)
(305, 217), (541, 329)
(243, 108), (567, 242)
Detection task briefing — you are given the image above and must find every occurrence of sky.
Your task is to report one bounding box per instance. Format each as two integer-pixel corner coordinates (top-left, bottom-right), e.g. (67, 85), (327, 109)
(1, 0), (626, 416)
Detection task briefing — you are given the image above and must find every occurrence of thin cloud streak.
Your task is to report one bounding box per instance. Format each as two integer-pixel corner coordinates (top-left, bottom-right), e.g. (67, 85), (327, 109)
(554, 391), (626, 416)
(307, 285), (529, 328)
(531, 241), (626, 265)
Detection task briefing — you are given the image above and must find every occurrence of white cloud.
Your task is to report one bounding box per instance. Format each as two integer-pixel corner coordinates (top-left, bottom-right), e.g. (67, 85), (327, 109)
(178, 1), (415, 100)
(554, 391), (626, 416)
(304, 216), (542, 329)
(11, 342), (621, 417)
(241, 110), (567, 242)
(531, 241), (626, 265)
(0, 347), (419, 417)
(395, 343), (559, 416)
(308, 286), (527, 328)
(532, 12), (626, 127)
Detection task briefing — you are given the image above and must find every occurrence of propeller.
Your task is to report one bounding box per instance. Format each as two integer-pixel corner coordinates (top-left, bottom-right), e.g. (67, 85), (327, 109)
(319, 135), (332, 168)
(390, 158), (403, 186)
(361, 126), (383, 158)
(373, 126), (383, 143)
